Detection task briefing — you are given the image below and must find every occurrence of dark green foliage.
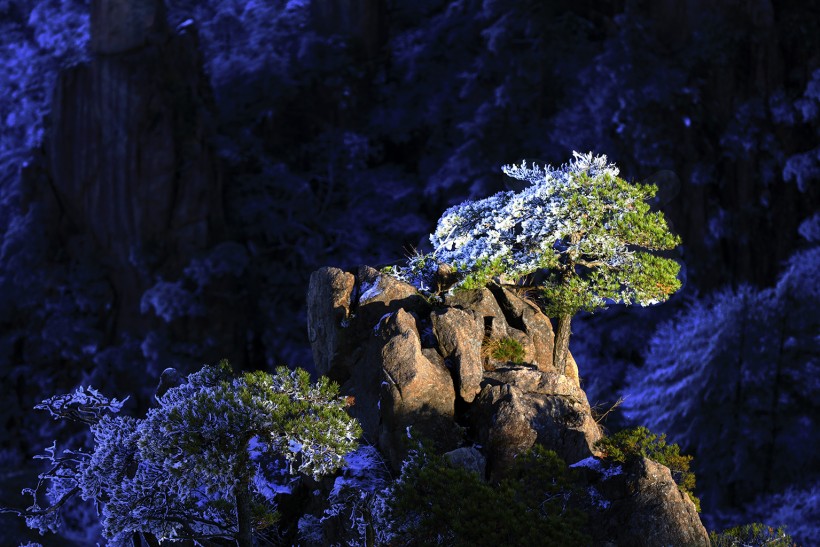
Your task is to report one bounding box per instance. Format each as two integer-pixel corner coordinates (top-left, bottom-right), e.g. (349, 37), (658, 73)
(388, 444), (588, 546)
(709, 523), (795, 547)
(485, 336), (526, 364)
(595, 426), (700, 511)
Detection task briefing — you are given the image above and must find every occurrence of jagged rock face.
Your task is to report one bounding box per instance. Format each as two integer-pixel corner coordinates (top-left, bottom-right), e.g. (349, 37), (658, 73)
(444, 287), (508, 340)
(306, 267), (356, 379)
(573, 456), (710, 546)
(376, 309), (462, 469)
(307, 265), (429, 379)
(307, 266), (435, 464)
(473, 366), (602, 478)
(50, 28), (222, 267)
(431, 308), (483, 402)
(306, 266), (595, 471)
(487, 285), (556, 371)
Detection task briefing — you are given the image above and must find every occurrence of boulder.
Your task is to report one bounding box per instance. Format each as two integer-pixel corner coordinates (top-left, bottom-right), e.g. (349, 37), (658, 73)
(444, 447), (486, 477)
(306, 266), (428, 381)
(484, 365), (580, 396)
(375, 309), (462, 470)
(431, 308), (484, 402)
(473, 366), (601, 478)
(470, 383), (537, 477)
(571, 456), (709, 546)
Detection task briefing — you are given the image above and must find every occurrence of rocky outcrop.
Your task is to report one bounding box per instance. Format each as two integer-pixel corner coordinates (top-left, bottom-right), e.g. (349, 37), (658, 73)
(307, 265), (710, 544)
(306, 267), (356, 379)
(571, 456), (710, 546)
(307, 266), (594, 471)
(307, 266), (433, 459)
(375, 309), (462, 468)
(473, 366), (601, 479)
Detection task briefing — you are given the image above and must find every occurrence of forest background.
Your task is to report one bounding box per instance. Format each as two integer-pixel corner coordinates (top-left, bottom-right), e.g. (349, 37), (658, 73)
(0, 0), (817, 544)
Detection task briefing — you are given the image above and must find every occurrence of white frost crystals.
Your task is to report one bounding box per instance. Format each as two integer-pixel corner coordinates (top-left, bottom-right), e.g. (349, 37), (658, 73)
(570, 456), (623, 480)
(34, 385), (128, 424)
(389, 151), (622, 292)
(9, 361), (361, 546)
(298, 444), (395, 546)
(358, 278), (383, 303)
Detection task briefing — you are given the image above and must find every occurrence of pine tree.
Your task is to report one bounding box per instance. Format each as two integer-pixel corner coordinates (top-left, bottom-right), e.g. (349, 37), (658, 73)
(394, 151), (681, 372)
(4, 361), (361, 546)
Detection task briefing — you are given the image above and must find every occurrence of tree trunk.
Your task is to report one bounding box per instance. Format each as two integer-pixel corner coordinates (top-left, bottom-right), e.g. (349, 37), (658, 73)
(235, 483), (254, 547)
(553, 314), (572, 373)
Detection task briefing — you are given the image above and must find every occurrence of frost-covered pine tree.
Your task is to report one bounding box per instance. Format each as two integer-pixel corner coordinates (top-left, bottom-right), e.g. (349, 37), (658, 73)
(394, 152), (681, 372)
(4, 360), (361, 547)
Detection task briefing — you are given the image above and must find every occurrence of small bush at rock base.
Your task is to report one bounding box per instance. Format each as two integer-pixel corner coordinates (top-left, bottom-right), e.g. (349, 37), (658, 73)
(595, 426), (700, 511)
(483, 336), (526, 364)
(388, 443), (588, 546)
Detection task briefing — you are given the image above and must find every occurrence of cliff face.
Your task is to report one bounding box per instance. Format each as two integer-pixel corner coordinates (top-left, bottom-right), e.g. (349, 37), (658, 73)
(307, 265), (709, 545)
(41, 0), (224, 334)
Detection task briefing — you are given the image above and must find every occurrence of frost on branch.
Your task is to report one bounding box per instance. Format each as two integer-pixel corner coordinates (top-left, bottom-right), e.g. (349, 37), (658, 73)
(387, 151), (682, 371)
(391, 151), (681, 312)
(299, 444), (396, 546)
(34, 385), (128, 424)
(5, 360), (362, 546)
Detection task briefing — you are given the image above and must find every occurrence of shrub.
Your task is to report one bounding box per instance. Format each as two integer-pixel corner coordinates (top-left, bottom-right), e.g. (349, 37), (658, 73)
(6, 361), (361, 546)
(483, 336), (526, 364)
(388, 443), (588, 546)
(595, 426), (700, 511)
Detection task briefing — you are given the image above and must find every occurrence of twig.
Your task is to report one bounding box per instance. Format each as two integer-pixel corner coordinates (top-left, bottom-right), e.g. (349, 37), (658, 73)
(594, 396), (625, 424)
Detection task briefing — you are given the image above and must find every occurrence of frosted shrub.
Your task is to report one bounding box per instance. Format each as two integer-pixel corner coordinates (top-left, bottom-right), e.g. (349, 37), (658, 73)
(4, 360), (361, 547)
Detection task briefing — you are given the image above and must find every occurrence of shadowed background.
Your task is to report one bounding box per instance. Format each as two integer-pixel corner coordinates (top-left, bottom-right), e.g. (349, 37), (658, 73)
(0, 0), (817, 544)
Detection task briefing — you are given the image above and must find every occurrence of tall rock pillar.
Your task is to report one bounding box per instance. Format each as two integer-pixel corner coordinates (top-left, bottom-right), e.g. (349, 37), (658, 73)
(47, 0), (224, 332)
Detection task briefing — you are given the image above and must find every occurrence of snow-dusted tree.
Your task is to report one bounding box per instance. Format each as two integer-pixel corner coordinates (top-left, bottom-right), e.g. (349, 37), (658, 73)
(394, 152), (681, 372)
(623, 245), (819, 512)
(297, 444), (396, 546)
(4, 361), (361, 546)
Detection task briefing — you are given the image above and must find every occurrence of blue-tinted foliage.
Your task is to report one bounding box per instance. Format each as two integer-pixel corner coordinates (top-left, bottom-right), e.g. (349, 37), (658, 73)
(623, 246), (820, 517)
(0, 0), (818, 543)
